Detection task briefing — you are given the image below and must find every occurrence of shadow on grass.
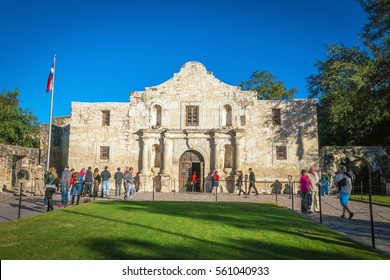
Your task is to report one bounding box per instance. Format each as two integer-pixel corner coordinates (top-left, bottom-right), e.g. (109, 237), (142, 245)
(60, 201), (382, 259)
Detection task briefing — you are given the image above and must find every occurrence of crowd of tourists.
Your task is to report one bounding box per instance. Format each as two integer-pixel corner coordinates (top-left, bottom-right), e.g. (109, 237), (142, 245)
(299, 165), (354, 220)
(16, 165), (136, 212)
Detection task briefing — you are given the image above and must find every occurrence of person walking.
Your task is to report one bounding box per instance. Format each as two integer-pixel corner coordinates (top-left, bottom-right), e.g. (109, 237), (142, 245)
(60, 166), (71, 205)
(84, 167), (94, 197)
(191, 171), (199, 192)
(45, 167), (59, 212)
(307, 166), (320, 213)
(236, 170), (246, 196)
(33, 165), (45, 196)
(114, 167), (124, 197)
(299, 169), (311, 213)
(124, 167), (135, 200)
(334, 165), (354, 219)
(247, 168), (259, 195)
(100, 166), (111, 198)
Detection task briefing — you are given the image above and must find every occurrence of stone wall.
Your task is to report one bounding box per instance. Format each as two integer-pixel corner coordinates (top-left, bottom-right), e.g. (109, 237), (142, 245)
(67, 62), (319, 192)
(0, 143), (40, 192)
(40, 116), (70, 173)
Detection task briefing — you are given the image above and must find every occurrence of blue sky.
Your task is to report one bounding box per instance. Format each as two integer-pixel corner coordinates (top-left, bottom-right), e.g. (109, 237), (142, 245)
(0, 0), (367, 123)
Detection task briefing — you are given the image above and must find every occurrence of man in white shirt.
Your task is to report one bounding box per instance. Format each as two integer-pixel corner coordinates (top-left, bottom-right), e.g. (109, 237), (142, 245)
(333, 165), (354, 219)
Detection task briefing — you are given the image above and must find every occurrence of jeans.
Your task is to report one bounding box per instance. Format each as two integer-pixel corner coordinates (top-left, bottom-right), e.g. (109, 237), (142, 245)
(101, 180), (109, 197)
(71, 184), (82, 196)
(124, 182), (135, 200)
(61, 186), (69, 205)
(115, 183), (122, 196)
(84, 182), (93, 196)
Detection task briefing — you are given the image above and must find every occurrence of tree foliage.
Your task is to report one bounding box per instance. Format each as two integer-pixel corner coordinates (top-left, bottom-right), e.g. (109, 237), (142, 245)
(307, 0), (390, 147)
(0, 88), (40, 148)
(240, 70), (297, 100)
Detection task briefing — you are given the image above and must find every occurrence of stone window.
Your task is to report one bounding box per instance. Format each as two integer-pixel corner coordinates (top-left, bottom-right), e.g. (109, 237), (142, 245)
(152, 144), (161, 168)
(276, 146), (287, 160)
(102, 111), (110, 126)
(100, 146), (110, 160)
(152, 105), (162, 127)
(272, 109), (281, 125)
(186, 106), (199, 126)
(222, 105), (232, 127)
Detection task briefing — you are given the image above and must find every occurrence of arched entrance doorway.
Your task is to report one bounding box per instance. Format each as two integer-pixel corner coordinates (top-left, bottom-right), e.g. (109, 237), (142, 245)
(179, 150), (204, 192)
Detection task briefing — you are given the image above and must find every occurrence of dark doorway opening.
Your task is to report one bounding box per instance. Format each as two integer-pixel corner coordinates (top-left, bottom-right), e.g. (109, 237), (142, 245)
(179, 150), (204, 192)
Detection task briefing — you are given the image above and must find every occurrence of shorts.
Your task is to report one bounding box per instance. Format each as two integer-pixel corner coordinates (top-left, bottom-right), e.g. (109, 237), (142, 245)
(339, 191), (350, 206)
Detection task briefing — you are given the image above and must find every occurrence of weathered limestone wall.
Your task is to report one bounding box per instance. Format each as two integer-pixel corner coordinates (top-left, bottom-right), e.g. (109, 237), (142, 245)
(0, 143), (40, 192)
(68, 103), (135, 178)
(40, 116), (71, 173)
(243, 99), (319, 181)
(67, 62), (319, 192)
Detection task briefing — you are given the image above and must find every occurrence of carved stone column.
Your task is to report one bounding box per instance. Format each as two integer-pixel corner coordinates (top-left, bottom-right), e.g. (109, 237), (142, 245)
(235, 137), (242, 171)
(141, 139), (149, 175)
(161, 138), (171, 175)
(213, 136), (219, 172)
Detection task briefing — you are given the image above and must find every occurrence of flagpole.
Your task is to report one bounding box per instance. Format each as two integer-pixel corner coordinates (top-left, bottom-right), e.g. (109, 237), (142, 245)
(46, 54), (56, 171)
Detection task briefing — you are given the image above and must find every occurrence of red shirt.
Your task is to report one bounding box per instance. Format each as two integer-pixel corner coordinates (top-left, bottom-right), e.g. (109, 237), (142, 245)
(192, 174), (199, 183)
(213, 174), (219, 180)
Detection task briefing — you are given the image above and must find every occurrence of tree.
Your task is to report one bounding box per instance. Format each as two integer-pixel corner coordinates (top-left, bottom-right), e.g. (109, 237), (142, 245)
(0, 88), (40, 148)
(307, 0), (390, 147)
(240, 70), (297, 100)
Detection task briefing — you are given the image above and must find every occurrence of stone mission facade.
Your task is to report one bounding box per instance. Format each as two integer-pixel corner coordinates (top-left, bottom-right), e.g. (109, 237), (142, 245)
(68, 62), (319, 192)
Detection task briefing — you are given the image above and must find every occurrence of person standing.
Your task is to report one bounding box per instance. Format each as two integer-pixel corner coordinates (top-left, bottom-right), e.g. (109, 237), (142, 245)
(299, 169), (311, 213)
(61, 166), (71, 205)
(100, 166), (111, 198)
(211, 170), (219, 194)
(114, 167), (124, 197)
(33, 165), (45, 196)
(124, 167), (135, 200)
(191, 171), (199, 192)
(248, 168), (259, 195)
(307, 166), (320, 213)
(45, 167), (59, 212)
(93, 168), (101, 197)
(334, 165), (354, 219)
(123, 166), (129, 194)
(17, 164), (29, 196)
(71, 171), (82, 205)
(84, 167), (94, 197)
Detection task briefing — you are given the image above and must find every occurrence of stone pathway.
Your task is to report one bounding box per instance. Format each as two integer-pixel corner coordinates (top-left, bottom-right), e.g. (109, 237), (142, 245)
(1, 191), (389, 255)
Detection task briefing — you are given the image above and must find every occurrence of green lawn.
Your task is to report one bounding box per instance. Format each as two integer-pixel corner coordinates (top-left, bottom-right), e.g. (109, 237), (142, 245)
(350, 195), (390, 205)
(0, 201), (388, 260)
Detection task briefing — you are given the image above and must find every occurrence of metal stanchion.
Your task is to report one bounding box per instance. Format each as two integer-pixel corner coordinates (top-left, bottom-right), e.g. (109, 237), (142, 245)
(244, 175), (248, 198)
(291, 182), (294, 211)
(18, 182), (23, 219)
(152, 182), (155, 202)
(369, 193), (376, 249)
(318, 185), (323, 224)
(275, 180), (278, 203)
(288, 175), (293, 210)
(215, 181), (218, 203)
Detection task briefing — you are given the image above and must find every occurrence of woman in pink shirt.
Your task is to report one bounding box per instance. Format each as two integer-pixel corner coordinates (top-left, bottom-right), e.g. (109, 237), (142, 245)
(300, 169), (312, 213)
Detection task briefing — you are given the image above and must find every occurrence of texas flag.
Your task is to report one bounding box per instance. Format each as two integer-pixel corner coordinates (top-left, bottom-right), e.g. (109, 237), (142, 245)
(46, 62), (54, 93)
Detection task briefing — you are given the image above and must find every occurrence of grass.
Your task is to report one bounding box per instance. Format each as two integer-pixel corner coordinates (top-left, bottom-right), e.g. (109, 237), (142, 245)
(350, 195), (390, 205)
(0, 201), (388, 260)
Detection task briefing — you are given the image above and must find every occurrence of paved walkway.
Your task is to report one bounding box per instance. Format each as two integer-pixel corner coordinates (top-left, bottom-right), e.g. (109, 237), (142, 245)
(1, 191), (389, 255)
